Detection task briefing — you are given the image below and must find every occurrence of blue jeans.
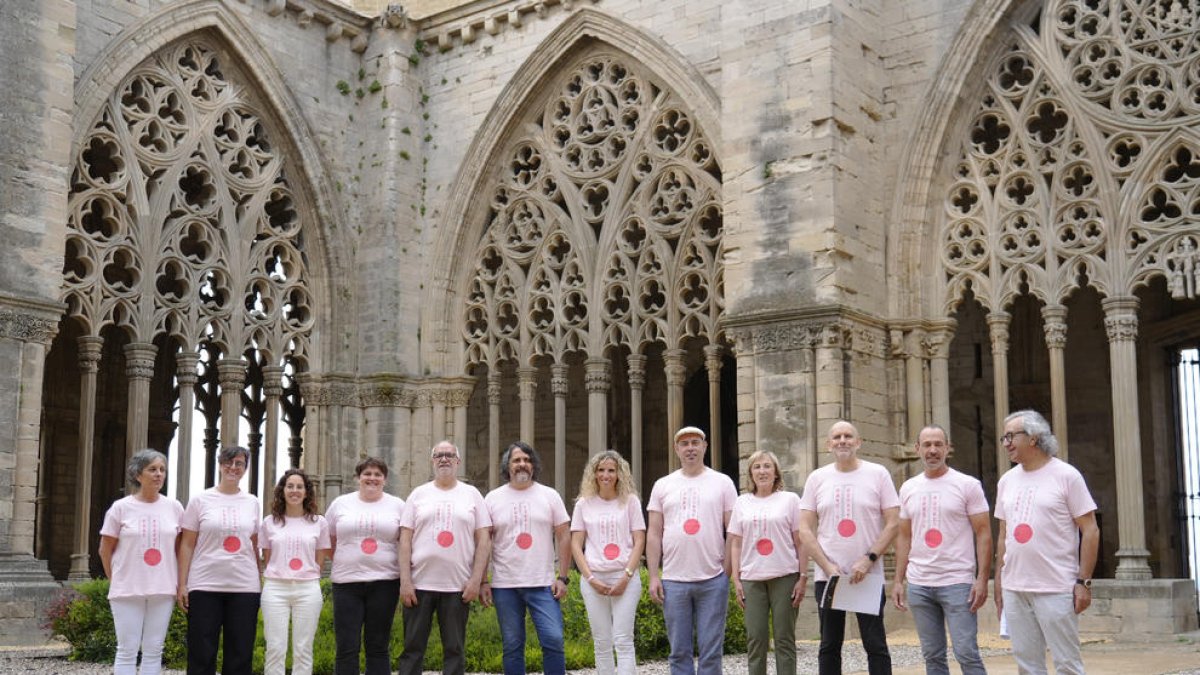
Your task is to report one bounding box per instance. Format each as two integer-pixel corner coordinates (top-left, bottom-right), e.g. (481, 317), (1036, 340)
(492, 586), (566, 675)
(908, 583), (985, 675)
(662, 572), (729, 675)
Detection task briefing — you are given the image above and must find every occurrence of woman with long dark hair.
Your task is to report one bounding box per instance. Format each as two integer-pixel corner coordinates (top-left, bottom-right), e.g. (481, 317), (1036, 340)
(260, 469), (330, 675)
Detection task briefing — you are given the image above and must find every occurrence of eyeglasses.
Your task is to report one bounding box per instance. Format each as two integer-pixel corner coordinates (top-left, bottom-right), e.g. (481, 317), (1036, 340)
(1001, 431), (1029, 444)
(432, 452), (458, 460)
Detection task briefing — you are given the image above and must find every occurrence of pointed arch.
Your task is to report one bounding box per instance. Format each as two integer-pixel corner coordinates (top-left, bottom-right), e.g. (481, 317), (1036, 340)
(421, 8), (721, 374)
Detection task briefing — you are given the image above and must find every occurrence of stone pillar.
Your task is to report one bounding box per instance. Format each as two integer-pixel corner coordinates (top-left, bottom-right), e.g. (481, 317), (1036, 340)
(551, 363), (569, 494)
(664, 348), (687, 472)
(69, 336), (103, 580)
(1102, 296), (1152, 579)
(626, 354), (646, 491)
(704, 344), (723, 472)
(816, 325), (847, 430)
(487, 370), (501, 490)
(1042, 304), (1069, 461)
(585, 357), (610, 456)
(261, 365), (284, 514)
(925, 321), (955, 431)
(432, 395), (447, 445)
(904, 329), (927, 440)
(517, 365), (537, 442)
(124, 342), (157, 459)
(174, 351), (199, 505)
(217, 359), (247, 451)
(987, 311), (1011, 480)
(802, 333), (819, 474)
(451, 388), (470, 476)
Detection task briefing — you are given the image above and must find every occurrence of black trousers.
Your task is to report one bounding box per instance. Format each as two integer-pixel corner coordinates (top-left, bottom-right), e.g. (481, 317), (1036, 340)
(186, 590), (260, 675)
(397, 589), (470, 675)
(332, 579), (400, 675)
(814, 580), (892, 675)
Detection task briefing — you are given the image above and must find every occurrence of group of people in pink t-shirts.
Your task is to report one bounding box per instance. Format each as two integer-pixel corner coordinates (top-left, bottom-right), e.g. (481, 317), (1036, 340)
(98, 407), (1097, 675)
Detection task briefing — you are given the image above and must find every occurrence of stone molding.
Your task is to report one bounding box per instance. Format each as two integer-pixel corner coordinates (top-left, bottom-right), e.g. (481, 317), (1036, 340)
(416, 0), (601, 52)
(252, 0), (373, 52)
(0, 296), (63, 344)
(301, 374), (479, 408)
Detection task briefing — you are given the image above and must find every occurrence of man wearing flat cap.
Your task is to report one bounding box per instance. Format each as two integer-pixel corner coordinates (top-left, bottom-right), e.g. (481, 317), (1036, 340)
(646, 426), (738, 675)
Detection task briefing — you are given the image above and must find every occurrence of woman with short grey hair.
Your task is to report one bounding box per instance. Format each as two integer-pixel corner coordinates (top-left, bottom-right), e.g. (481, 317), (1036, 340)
(98, 448), (184, 675)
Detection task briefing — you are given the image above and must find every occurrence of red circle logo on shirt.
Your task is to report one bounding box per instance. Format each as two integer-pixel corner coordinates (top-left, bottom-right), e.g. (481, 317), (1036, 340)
(143, 548), (162, 566)
(683, 518), (701, 535)
(604, 543), (621, 560)
(755, 538), (774, 556)
(223, 536), (241, 553)
(361, 538), (378, 554)
(837, 519), (856, 538)
(289, 558), (303, 571)
(437, 531), (454, 548)
(516, 532), (533, 549)
(1014, 523), (1033, 544)
(925, 529), (943, 549)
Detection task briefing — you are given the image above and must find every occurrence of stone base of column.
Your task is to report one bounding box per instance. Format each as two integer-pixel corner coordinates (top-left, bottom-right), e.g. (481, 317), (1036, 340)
(0, 554), (62, 646)
(1114, 548), (1153, 580)
(66, 554), (91, 583)
(1080, 579), (1198, 637)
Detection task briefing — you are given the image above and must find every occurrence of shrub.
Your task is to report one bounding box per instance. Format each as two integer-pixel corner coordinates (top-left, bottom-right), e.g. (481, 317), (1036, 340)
(48, 580), (188, 668)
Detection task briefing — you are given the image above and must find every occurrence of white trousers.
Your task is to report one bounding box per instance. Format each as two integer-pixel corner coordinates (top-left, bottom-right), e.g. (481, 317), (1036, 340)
(110, 595), (175, 675)
(580, 570), (642, 675)
(261, 578), (324, 675)
(1003, 590), (1084, 675)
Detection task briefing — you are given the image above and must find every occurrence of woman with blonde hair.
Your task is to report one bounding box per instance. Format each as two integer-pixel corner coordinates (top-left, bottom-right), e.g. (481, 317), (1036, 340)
(729, 450), (807, 675)
(570, 450), (645, 675)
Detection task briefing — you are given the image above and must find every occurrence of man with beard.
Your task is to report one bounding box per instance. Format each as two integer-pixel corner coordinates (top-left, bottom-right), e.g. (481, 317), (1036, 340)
(483, 441), (571, 675)
(995, 410), (1098, 675)
(891, 426), (991, 675)
(646, 426), (738, 675)
(798, 420), (900, 675)
(397, 441), (492, 675)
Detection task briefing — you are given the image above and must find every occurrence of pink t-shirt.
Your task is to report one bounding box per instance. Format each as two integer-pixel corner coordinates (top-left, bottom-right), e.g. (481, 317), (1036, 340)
(728, 491), (803, 582)
(401, 481), (492, 592)
(798, 460), (900, 582)
(570, 495), (646, 574)
(898, 468), (989, 586)
(100, 495), (184, 599)
(995, 457), (1097, 593)
(486, 483), (570, 588)
(180, 489), (262, 593)
(260, 515), (331, 581)
(647, 468), (738, 582)
(325, 492), (405, 583)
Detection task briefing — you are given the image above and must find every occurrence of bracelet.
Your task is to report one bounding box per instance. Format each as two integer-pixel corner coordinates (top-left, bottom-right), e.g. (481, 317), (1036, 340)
(799, 572), (808, 579)
(586, 575), (595, 582)
(624, 568), (635, 578)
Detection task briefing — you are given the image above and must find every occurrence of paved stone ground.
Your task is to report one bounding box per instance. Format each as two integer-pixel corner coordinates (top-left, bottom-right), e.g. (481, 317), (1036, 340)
(2, 631), (1198, 674)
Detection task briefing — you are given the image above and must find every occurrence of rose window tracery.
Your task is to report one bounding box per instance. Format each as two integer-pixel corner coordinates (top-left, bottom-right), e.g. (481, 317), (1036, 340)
(65, 40), (314, 364)
(941, 0), (1200, 308)
(464, 52), (723, 369)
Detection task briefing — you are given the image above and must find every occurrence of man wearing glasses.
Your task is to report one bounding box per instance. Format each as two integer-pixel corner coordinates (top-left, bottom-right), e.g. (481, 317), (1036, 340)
(397, 441), (493, 675)
(994, 410), (1099, 675)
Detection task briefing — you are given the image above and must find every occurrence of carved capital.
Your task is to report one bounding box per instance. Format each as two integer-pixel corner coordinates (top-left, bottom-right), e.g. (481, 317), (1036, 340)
(703, 344), (723, 378)
(585, 358), (611, 394)
(78, 336), (104, 373)
(0, 308), (59, 344)
(922, 320), (956, 360)
(664, 349), (687, 386)
(550, 363), (570, 397)
(124, 342), (158, 381)
(517, 366), (538, 401)
(1102, 297), (1139, 343)
(986, 311), (1010, 353)
(261, 365), (285, 398)
(487, 371), (502, 404)
(216, 358), (247, 388)
(175, 351), (200, 385)
(359, 382), (414, 407)
(1042, 305), (1068, 349)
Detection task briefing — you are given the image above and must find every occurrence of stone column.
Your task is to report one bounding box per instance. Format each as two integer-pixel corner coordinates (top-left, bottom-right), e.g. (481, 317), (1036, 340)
(704, 344), (723, 472)
(585, 357), (611, 456)
(261, 365), (284, 514)
(1042, 304), (1069, 460)
(487, 370), (501, 490)
(174, 351), (199, 505)
(432, 394), (447, 445)
(664, 348), (687, 472)
(802, 333), (819, 474)
(1102, 296), (1152, 579)
(551, 363), (569, 494)
(903, 329), (927, 440)
(124, 342), (157, 459)
(815, 324), (847, 430)
(517, 365), (537, 442)
(925, 321), (955, 431)
(217, 359), (247, 451)
(987, 311), (1011, 480)
(69, 336), (103, 580)
(626, 354), (646, 491)
(450, 388), (470, 476)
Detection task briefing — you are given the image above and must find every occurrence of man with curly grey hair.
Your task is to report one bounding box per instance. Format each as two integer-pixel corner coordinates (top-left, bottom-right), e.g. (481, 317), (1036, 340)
(994, 409), (1099, 675)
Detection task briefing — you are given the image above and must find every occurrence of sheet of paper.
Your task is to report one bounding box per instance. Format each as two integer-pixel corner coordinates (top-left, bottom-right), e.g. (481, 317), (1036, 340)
(830, 572), (885, 615)
(999, 610), (1009, 639)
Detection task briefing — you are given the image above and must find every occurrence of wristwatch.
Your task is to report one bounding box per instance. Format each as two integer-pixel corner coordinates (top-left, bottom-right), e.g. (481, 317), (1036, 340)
(1075, 578), (1092, 589)
(557, 575), (571, 585)
(866, 551), (879, 562)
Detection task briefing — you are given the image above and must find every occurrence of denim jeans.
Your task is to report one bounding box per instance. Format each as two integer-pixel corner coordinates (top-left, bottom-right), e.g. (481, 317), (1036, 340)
(580, 570), (642, 675)
(1004, 590), (1083, 675)
(492, 586), (566, 675)
(662, 572), (729, 675)
(813, 581), (890, 675)
(907, 582), (985, 675)
(332, 579), (400, 675)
